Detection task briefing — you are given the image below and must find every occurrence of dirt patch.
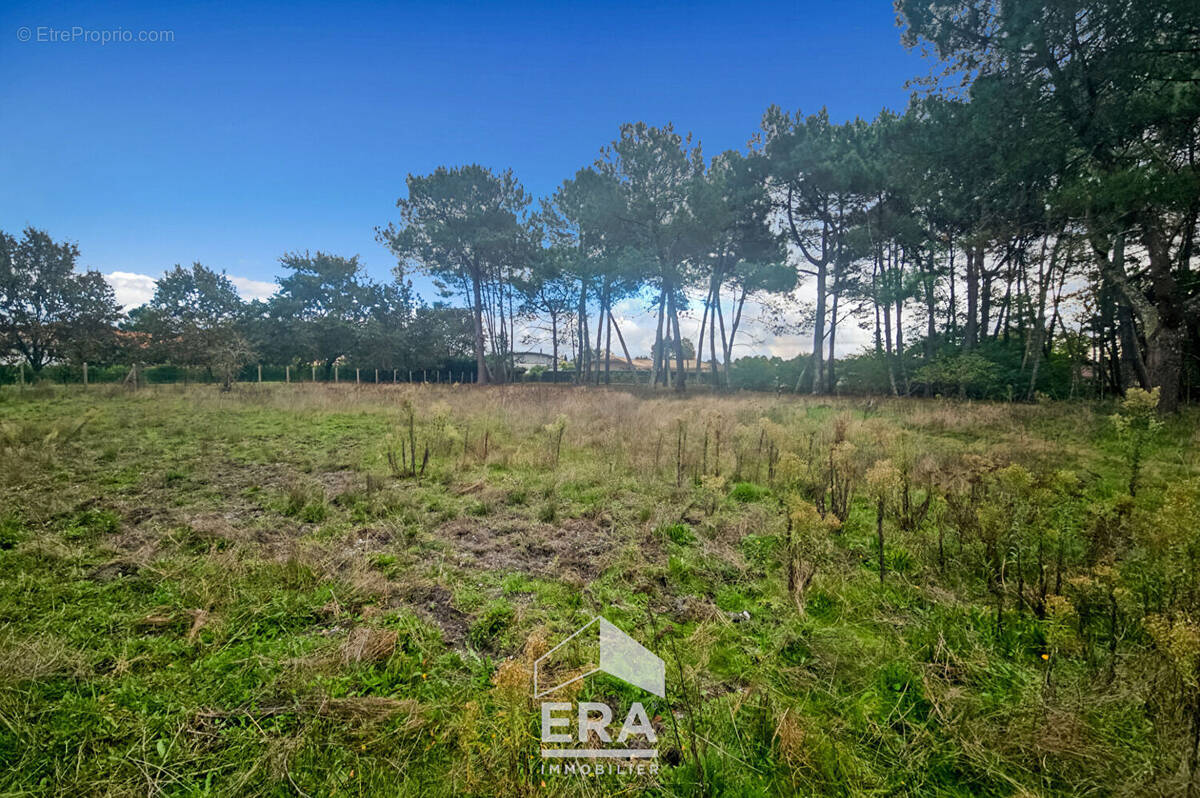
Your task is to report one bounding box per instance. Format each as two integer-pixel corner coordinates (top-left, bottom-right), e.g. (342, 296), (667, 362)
(204, 461), (362, 508)
(181, 512), (312, 564)
(348, 526), (394, 548)
(101, 462), (360, 563)
(664, 594), (721, 623)
(86, 560), (142, 582)
(204, 461), (294, 494)
(395, 583), (471, 645)
(433, 515), (615, 581)
(316, 469), (360, 498)
(186, 512), (239, 541)
(453, 480), (487, 496)
(121, 505), (164, 526)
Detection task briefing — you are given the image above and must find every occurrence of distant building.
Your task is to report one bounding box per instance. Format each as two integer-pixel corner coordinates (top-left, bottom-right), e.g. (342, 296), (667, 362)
(512, 351), (558, 368)
(596, 356), (653, 371)
(113, 329), (153, 354)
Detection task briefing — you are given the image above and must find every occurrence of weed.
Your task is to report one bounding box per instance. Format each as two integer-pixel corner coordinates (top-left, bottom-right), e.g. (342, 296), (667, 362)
(467, 599), (515, 649)
(0, 516), (23, 549)
(660, 522), (696, 546)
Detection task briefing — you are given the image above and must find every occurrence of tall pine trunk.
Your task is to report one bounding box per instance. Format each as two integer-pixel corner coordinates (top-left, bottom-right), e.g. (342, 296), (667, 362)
(711, 281), (721, 388)
(1142, 217), (1186, 412)
(964, 246), (980, 351)
(811, 260), (827, 395)
(668, 288), (687, 393)
(652, 287), (666, 387)
(471, 271), (490, 384)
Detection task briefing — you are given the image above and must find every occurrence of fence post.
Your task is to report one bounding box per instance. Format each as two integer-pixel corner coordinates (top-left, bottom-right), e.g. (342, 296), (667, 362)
(356, 368), (360, 384)
(375, 368), (379, 383)
(18, 362), (24, 387)
(257, 364), (262, 383)
(286, 365), (290, 383)
(422, 369), (426, 383)
(393, 369), (397, 384)
(335, 366), (339, 383)
(83, 362), (88, 387)
(408, 370), (412, 383)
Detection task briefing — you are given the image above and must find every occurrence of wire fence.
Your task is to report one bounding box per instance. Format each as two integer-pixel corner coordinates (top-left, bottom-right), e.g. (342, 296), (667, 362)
(0, 362), (714, 387)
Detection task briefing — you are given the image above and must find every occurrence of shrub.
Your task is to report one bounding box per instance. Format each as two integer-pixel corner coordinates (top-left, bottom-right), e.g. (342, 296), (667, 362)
(911, 352), (1001, 398)
(729, 481), (768, 503)
(659, 523), (695, 545)
(1111, 387), (1162, 496)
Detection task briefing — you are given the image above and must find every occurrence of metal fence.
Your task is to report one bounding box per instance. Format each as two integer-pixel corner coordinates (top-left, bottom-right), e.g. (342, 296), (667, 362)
(0, 363), (719, 387)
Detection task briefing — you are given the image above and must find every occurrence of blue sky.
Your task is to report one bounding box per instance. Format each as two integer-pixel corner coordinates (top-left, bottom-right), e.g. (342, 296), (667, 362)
(1, 0), (927, 347)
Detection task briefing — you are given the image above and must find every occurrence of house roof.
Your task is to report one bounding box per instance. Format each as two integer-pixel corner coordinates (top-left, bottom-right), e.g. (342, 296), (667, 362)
(597, 356), (653, 370)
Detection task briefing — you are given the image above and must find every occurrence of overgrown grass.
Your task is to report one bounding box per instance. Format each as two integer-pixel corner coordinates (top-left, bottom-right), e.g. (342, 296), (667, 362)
(0, 382), (1196, 796)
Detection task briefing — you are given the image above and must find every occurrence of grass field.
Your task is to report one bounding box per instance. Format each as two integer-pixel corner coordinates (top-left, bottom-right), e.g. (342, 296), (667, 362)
(2, 383), (1199, 796)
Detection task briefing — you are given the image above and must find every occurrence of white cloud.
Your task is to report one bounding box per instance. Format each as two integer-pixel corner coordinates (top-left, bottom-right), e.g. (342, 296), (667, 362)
(103, 271), (279, 310)
(104, 271), (158, 310)
(229, 276), (278, 302)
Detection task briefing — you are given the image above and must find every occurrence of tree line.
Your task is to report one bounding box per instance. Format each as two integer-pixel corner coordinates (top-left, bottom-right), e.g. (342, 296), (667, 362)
(2, 0), (1197, 407)
(0, 234), (476, 388)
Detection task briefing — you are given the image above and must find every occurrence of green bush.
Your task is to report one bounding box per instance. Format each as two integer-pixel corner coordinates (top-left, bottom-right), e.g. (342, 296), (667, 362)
(729, 481), (768, 502)
(659, 522), (695, 545)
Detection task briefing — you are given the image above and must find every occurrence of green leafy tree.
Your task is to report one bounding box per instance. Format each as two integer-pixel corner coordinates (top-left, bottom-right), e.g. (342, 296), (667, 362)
(403, 305), (475, 371)
(0, 227), (122, 371)
(911, 352), (1001, 398)
(132, 262), (251, 387)
(896, 0), (1200, 411)
(267, 252), (378, 375)
(54, 271), (123, 368)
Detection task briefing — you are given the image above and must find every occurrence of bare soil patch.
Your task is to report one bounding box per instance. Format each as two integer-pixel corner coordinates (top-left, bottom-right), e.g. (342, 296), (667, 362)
(433, 514), (615, 581)
(393, 582), (471, 645)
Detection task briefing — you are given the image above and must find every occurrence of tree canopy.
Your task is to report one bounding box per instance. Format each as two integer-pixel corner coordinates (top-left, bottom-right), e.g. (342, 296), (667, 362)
(4, 2), (1197, 407)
